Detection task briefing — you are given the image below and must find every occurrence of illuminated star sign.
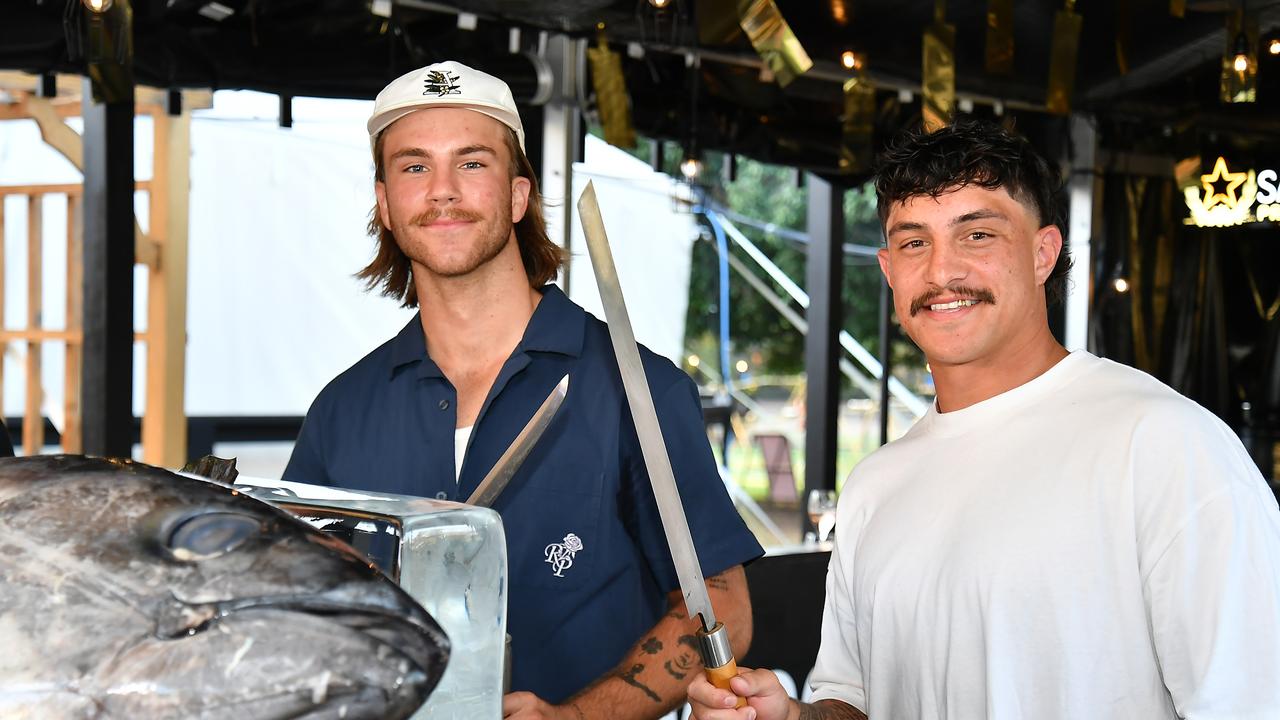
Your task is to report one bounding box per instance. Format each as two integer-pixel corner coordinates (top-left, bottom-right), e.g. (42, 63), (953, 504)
(1201, 156), (1248, 210)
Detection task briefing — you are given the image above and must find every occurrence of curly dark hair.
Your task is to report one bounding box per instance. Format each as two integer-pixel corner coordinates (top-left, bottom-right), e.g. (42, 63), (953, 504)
(874, 119), (1072, 304)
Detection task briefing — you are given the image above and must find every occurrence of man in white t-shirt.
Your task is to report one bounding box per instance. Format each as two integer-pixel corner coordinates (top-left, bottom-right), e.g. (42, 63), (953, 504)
(688, 120), (1280, 720)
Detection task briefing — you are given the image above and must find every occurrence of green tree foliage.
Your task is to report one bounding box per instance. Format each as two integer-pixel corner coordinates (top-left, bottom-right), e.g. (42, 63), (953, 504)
(683, 153), (920, 392)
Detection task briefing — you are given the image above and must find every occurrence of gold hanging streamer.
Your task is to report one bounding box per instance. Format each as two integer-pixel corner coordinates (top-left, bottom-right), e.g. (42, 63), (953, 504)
(1221, 9), (1258, 104)
(738, 0), (813, 88)
(922, 0), (956, 131)
(985, 0), (1014, 75)
(1115, 0), (1132, 75)
(1245, 271), (1280, 321)
(1150, 182), (1176, 375)
(1170, 0), (1185, 19)
(1241, 245), (1280, 320)
(1126, 180), (1176, 377)
(841, 58), (876, 174)
(1046, 0), (1082, 115)
(1126, 178), (1152, 373)
(698, 0), (744, 45)
(586, 30), (637, 149)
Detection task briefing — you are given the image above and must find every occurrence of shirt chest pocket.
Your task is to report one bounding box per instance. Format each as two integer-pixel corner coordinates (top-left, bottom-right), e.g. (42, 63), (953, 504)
(501, 474), (606, 591)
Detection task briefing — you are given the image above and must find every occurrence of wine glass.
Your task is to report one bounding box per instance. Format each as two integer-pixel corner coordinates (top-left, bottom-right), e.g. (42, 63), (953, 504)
(806, 489), (838, 544)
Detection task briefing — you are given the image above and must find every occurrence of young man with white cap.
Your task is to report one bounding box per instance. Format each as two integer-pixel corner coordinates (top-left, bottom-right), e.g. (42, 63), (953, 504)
(285, 61), (763, 719)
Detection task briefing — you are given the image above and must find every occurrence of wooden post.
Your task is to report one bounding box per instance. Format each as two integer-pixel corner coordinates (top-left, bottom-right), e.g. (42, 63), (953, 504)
(1, 75), (206, 462)
(141, 103), (190, 467)
(64, 194), (82, 453)
(25, 195), (44, 454)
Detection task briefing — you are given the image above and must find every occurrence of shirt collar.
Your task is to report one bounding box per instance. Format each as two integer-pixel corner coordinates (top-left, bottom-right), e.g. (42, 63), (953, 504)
(519, 284), (585, 358)
(389, 313), (438, 378)
(386, 283), (584, 379)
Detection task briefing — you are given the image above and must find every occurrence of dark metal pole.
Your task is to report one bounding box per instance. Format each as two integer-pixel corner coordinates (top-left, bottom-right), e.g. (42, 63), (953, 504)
(37, 73), (57, 98)
(878, 275), (893, 446)
(81, 77), (135, 458)
(278, 93), (293, 128)
(650, 138), (665, 173)
(802, 173), (843, 532)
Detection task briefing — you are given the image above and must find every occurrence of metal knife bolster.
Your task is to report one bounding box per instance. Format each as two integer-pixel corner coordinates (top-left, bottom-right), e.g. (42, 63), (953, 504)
(577, 182), (728, 663)
(697, 622), (735, 669)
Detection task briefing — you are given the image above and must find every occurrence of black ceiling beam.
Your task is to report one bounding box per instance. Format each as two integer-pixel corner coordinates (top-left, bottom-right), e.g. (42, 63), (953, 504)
(1084, 5), (1280, 106)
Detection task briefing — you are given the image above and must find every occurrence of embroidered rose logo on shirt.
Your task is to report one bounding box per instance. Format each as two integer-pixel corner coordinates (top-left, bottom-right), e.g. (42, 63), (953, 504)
(544, 533), (584, 577)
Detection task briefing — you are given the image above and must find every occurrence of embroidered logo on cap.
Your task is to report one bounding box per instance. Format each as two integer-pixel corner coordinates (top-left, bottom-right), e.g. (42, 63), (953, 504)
(544, 533), (583, 578)
(423, 70), (461, 97)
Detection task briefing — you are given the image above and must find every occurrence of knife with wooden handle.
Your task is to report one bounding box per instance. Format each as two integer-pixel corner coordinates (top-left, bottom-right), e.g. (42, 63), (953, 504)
(577, 181), (745, 707)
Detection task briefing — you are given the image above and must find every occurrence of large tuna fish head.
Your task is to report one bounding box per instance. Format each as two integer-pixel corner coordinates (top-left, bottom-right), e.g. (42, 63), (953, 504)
(0, 455), (449, 719)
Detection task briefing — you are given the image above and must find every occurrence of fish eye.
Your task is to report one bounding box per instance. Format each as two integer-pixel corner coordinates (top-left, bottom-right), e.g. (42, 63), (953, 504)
(167, 512), (263, 561)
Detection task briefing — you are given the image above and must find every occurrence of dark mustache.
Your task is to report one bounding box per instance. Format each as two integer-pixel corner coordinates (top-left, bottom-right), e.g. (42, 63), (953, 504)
(409, 208), (484, 225)
(909, 285), (997, 316)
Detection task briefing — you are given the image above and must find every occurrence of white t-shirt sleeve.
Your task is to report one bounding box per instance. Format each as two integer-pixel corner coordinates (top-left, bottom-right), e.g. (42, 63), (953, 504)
(808, 497), (869, 712)
(1135, 403), (1280, 719)
(1144, 482), (1280, 719)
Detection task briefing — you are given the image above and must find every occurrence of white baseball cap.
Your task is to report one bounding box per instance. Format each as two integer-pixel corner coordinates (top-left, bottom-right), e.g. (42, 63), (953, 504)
(367, 60), (525, 149)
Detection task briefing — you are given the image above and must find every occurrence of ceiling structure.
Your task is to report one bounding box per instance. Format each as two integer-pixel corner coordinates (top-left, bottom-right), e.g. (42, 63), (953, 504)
(5, 1), (1280, 173)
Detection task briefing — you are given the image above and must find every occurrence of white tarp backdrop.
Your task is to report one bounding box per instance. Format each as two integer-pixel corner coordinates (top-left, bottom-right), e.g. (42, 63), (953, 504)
(568, 142), (698, 365)
(0, 91), (693, 426)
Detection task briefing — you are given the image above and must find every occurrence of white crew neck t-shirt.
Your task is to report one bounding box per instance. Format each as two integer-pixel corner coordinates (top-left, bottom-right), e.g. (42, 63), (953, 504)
(809, 351), (1280, 719)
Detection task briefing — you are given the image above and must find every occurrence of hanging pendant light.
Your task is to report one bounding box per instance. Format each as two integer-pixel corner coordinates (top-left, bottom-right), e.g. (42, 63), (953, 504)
(1233, 30), (1251, 72)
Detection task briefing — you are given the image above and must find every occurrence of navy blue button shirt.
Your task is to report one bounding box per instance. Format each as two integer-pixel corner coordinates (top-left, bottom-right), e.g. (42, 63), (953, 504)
(284, 285), (763, 703)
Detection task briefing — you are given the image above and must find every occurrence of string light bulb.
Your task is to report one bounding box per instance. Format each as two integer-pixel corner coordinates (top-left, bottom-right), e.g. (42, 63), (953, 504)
(82, 0), (113, 12)
(841, 50), (864, 71)
(679, 154), (703, 180)
(649, 0), (672, 8)
(830, 0), (849, 25)
(1270, 38), (1280, 55)
(1232, 32), (1250, 73)
(1113, 278), (1130, 293)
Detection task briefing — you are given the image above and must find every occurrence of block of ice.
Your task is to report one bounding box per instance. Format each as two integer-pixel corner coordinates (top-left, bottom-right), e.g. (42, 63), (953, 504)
(234, 476), (507, 719)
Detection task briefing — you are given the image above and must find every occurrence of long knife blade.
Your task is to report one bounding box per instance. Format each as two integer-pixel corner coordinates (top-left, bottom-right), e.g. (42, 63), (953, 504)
(579, 184), (744, 703)
(465, 373), (569, 507)
(576, 182), (717, 631)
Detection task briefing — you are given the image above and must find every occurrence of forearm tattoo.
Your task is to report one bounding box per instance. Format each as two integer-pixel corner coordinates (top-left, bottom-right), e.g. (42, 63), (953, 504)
(618, 663), (662, 702)
(663, 634), (700, 680)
